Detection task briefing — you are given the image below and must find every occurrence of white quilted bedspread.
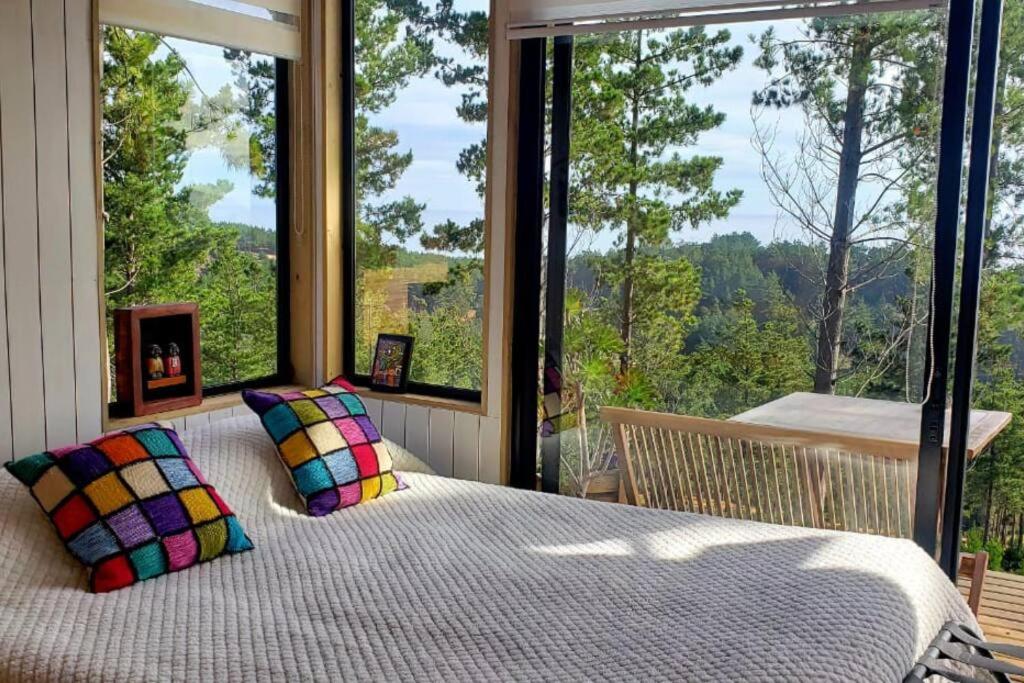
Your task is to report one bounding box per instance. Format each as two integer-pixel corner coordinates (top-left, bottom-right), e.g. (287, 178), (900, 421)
(0, 416), (976, 682)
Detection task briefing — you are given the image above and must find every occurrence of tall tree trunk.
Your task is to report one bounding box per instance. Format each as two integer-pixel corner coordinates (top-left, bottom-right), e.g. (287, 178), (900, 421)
(812, 32), (872, 394)
(619, 31), (643, 376)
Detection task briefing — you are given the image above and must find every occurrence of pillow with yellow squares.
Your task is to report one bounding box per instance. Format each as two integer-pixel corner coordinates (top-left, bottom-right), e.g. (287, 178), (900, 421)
(3, 423), (253, 593)
(243, 377), (404, 516)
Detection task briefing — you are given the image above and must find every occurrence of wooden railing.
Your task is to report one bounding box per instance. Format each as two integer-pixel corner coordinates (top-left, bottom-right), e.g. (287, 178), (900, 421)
(601, 406), (921, 538)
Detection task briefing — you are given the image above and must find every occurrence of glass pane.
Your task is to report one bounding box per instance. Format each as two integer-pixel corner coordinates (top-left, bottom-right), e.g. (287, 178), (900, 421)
(353, 0), (489, 391)
(961, 0), (1024, 583)
(102, 28), (280, 391)
(541, 10), (949, 509)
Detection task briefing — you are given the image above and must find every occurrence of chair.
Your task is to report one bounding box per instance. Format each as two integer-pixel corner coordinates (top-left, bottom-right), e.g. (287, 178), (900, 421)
(959, 551), (989, 617)
(600, 406), (920, 538)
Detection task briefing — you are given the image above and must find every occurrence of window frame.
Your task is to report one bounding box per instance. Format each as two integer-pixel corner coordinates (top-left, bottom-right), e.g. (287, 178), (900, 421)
(100, 37), (292, 403)
(340, 0), (485, 405)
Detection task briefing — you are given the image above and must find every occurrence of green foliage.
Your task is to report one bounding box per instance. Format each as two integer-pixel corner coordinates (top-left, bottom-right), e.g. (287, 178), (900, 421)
(408, 277), (483, 389)
(103, 28), (280, 390)
(987, 540), (1006, 572)
(353, 0), (434, 270)
(963, 527), (985, 554)
(197, 233), (279, 385)
(679, 293), (809, 418)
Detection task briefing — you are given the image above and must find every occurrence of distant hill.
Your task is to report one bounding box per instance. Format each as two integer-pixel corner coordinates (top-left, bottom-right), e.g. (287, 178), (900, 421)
(216, 222), (277, 255)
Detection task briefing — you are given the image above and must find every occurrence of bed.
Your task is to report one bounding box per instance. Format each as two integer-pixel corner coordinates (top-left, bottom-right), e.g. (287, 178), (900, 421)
(0, 415), (977, 681)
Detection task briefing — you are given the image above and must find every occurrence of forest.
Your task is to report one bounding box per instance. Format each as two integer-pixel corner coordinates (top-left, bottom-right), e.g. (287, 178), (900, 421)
(102, 2), (1024, 570)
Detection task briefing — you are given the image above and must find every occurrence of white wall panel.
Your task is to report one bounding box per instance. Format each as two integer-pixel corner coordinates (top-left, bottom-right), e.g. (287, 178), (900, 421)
(0, 0), (48, 457)
(362, 397), (383, 432)
(0, 0), (106, 459)
(428, 409), (455, 478)
(478, 416), (502, 485)
(33, 0), (79, 447)
(453, 411), (480, 481)
(380, 400), (406, 447)
(404, 404), (430, 464)
(66, 0), (104, 444)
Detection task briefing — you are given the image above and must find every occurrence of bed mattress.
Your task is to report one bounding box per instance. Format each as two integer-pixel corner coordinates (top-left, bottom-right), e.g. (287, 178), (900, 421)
(0, 416), (976, 682)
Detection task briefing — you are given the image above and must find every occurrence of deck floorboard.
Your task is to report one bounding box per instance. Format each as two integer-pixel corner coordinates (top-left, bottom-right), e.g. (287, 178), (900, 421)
(959, 569), (1024, 680)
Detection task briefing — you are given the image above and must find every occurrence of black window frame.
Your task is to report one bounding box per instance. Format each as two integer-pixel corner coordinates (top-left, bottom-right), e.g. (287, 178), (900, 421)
(339, 0), (484, 405)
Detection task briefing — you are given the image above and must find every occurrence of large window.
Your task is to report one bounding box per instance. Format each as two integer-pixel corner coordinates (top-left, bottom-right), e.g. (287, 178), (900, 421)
(344, 0), (489, 400)
(101, 27), (288, 397)
(522, 10), (952, 496)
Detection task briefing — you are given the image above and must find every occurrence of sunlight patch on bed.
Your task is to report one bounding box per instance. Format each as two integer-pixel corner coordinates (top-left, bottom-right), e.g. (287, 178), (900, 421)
(529, 539), (635, 557)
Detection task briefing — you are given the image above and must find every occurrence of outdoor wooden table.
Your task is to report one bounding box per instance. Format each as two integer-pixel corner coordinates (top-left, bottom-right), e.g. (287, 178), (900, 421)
(730, 392), (1012, 460)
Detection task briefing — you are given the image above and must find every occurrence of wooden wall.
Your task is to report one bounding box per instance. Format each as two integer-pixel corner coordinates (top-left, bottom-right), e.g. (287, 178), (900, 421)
(0, 0), (103, 460)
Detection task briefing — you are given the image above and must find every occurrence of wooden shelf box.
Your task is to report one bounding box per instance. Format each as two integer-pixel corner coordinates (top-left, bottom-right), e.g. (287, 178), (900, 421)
(114, 304), (202, 417)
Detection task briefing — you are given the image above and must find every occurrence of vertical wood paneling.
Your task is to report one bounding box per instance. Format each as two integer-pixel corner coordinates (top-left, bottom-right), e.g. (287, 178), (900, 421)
(206, 407), (235, 425)
(478, 415), (501, 484)
(362, 397), (382, 431)
(453, 411), (480, 481)
(0, 0), (48, 457)
(65, 0), (103, 443)
(184, 411), (212, 431)
(428, 409), (455, 478)
(0, 53), (11, 462)
(380, 400), (406, 447)
(404, 404), (430, 462)
(33, 0), (78, 447)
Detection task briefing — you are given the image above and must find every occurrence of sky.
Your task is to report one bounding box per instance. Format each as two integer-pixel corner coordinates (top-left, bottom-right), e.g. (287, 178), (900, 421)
(166, 4), (943, 253)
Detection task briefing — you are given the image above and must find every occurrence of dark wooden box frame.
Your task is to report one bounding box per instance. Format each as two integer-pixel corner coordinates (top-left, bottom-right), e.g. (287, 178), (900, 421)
(114, 304), (202, 417)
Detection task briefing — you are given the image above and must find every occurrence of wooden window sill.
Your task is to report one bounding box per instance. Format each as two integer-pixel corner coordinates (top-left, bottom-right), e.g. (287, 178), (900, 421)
(105, 384), (303, 431)
(353, 387), (483, 414)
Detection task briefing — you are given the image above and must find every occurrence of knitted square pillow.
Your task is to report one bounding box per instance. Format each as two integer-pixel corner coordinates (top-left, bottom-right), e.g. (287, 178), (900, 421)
(4, 423), (253, 593)
(243, 377), (403, 516)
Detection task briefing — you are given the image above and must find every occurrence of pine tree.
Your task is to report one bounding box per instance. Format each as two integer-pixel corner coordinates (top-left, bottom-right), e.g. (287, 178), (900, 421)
(570, 28), (744, 375)
(752, 11), (944, 394)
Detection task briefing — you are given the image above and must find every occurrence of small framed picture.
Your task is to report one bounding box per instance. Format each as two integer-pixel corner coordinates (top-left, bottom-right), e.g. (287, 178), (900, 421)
(370, 334), (414, 393)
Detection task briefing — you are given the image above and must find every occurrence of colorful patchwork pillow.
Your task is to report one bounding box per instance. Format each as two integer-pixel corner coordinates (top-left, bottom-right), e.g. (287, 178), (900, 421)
(243, 377), (403, 516)
(4, 423), (253, 593)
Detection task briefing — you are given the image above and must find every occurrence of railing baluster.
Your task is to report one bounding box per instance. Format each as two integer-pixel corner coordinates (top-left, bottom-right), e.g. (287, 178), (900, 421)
(790, 445), (806, 528)
(698, 434), (722, 517)
(655, 428), (680, 511)
(638, 426), (663, 509)
(663, 427), (687, 512)
(631, 424), (653, 509)
(724, 436), (744, 520)
(674, 431), (697, 513)
(880, 455), (891, 536)
(897, 458), (905, 540)
(769, 442), (782, 525)
(755, 441), (772, 524)
(713, 435), (733, 518)
(690, 432), (711, 516)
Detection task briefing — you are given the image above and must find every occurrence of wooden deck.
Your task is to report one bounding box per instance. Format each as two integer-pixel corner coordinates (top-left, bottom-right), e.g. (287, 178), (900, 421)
(959, 568), (1024, 677)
